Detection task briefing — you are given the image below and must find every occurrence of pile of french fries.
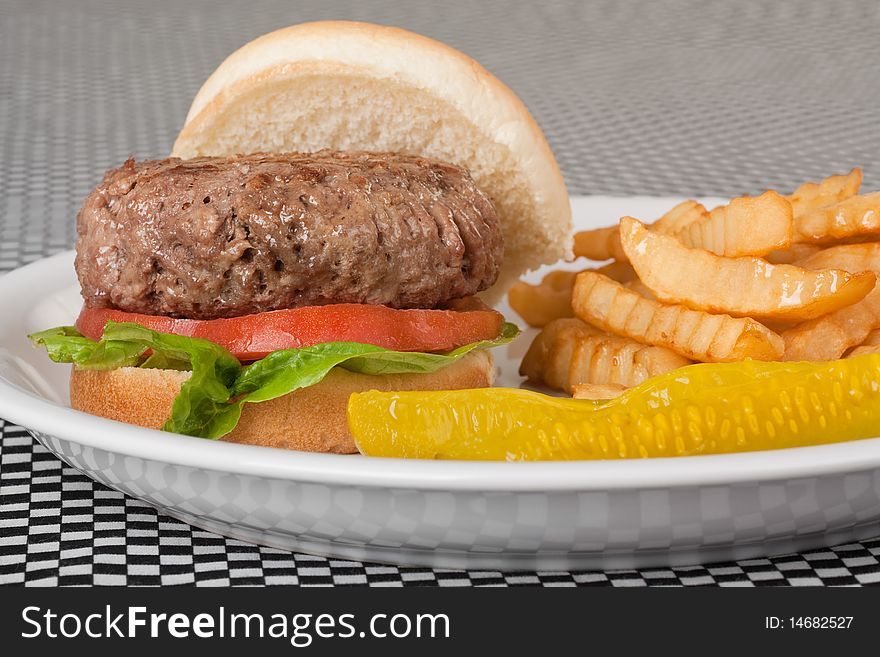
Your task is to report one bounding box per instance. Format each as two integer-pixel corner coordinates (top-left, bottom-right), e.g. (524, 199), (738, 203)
(511, 169), (880, 399)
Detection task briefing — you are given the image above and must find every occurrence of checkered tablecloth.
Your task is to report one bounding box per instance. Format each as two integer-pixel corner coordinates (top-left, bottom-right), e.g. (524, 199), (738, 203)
(2, 0), (880, 586)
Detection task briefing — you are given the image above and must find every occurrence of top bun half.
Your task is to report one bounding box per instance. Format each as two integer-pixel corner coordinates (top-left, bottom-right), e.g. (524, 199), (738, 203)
(172, 21), (572, 300)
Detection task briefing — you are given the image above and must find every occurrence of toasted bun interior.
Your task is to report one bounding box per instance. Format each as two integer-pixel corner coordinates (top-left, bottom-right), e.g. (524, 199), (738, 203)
(69, 350), (494, 453)
(172, 20), (572, 302)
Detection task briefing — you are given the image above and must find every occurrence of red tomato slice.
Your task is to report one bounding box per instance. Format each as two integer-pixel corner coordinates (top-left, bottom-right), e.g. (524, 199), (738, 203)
(76, 304), (504, 361)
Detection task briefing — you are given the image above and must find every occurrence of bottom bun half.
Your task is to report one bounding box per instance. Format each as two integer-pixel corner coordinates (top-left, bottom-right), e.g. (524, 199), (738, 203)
(69, 350), (494, 453)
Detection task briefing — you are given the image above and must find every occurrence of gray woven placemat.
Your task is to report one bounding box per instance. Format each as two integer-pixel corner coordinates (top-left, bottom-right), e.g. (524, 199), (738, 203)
(1, 0), (880, 585)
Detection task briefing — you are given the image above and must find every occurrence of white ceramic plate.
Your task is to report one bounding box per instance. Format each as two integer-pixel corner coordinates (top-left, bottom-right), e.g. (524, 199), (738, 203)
(2, 196), (880, 571)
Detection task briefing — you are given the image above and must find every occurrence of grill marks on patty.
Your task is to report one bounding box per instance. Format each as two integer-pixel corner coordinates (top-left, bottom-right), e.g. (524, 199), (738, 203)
(75, 151), (503, 319)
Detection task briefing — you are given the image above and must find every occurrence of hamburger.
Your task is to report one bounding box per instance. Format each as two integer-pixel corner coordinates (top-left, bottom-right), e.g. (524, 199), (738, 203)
(29, 21), (571, 453)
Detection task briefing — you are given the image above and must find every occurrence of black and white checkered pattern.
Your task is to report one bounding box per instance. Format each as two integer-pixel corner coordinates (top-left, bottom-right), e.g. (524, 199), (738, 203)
(3, 422), (880, 586)
(2, 0), (880, 585)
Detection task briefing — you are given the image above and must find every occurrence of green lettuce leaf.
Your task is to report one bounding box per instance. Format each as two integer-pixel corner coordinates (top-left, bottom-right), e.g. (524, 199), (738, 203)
(30, 321), (242, 437)
(28, 326), (147, 369)
(202, 322), (520, 439)
(28, 320), (519, 440)
(98, 322), (242, 437)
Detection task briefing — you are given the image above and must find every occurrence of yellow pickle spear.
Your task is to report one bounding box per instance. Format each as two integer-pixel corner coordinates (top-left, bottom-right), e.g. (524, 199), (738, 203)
(347, 353), (880, 461)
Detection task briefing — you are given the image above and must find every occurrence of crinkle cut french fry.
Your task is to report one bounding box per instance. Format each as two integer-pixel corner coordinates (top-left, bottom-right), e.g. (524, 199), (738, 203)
(573, 226), (627, 261)
(573, 271), (784, 362)
(782, 284), (880, 361)
(652, 200), (709, 235)
(508, 263), (635, 328)
(571, 382), (627, 400)
(794, 192), (880, 244)
(519, 318), (689, 393)
(674, 191), (792, 257)
(795, 242), (880, 272)
(508, 270), (576, 328)
(782, 243), (880, 361)
(519, 318), (597, 389)
(619, 216), (876, 322)
(787, 168), (862, 218)
(572, 200), (708, 263)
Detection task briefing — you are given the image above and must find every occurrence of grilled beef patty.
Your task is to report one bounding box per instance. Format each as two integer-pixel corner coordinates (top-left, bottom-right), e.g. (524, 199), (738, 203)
(75, 151), (503, 319)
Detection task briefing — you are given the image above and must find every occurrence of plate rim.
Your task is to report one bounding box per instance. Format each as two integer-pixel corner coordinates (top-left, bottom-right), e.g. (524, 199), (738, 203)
(4, 203), (880, 493)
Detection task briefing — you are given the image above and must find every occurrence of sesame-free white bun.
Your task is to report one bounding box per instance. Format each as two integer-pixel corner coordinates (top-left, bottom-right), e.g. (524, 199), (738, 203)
(172, 20), (572, 299)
